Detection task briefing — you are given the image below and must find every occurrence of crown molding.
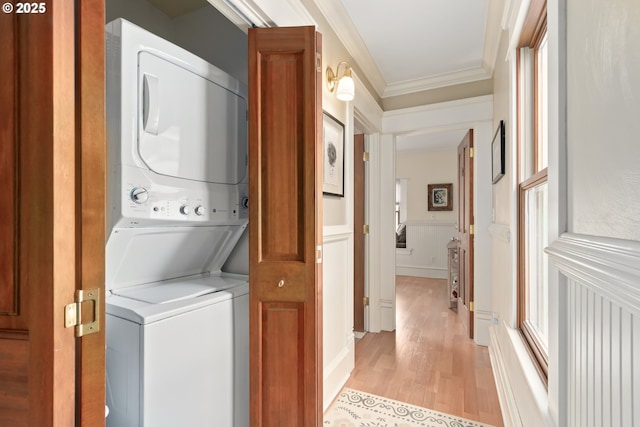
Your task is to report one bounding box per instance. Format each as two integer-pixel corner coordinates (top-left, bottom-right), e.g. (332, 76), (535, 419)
(382, 66), (492, 98)
(313, 0), (387, 97)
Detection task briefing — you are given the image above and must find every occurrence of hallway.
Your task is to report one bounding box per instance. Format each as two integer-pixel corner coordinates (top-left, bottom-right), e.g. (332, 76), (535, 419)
(345, 275), (504, 426)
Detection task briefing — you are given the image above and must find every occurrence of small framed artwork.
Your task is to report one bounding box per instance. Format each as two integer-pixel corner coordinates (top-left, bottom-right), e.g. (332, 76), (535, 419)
(427, 183), (453, 211)
(322, 111), (345, 197)
(492, 120), (505, 183)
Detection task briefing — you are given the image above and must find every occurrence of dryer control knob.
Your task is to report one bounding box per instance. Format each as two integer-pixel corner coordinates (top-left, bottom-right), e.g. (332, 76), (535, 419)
(179, 205), (189, 215)
(194, 205), (205, 216)
(130, 187), (149, 204)
(241, 196), (249, 209)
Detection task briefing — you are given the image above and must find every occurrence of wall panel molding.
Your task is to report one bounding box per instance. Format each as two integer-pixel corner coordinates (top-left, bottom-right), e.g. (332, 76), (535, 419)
(547, 232), (640, 425)
(396, 221), (456, 279)
(321, 229), (354, 410)
(546, 233), (640, 316)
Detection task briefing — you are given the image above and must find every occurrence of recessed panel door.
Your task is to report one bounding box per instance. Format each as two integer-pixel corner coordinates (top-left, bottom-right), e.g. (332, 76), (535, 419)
(248, 26), (323, 427)
(457, 130), (474, 339)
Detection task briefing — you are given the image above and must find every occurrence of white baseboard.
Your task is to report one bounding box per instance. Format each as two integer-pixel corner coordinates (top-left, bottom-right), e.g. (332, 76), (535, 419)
(474, 310), (493, 346)
(323, 336), (355, 412)
(379, 298), (395, 331)
(395, 265), (447, 279)
(489, 325), (522, 427)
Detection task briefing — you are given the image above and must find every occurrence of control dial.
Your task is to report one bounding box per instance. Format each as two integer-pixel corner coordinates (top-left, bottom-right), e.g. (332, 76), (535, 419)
(240, 196), (249, 209)
(195, 205), (205, 216)
(130, 187), (149, 204)
(179, 205), (190, 215)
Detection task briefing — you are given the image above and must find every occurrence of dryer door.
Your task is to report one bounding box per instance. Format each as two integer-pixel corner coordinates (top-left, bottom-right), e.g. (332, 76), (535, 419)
(136, 51), (247, 185)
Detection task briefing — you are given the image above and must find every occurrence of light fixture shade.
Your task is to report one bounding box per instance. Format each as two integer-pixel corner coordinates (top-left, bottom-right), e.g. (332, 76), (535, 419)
(336, 75), (354, 101)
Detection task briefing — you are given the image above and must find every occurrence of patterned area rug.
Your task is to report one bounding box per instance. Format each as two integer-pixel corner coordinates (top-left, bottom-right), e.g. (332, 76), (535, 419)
(324, 388), (495, 427)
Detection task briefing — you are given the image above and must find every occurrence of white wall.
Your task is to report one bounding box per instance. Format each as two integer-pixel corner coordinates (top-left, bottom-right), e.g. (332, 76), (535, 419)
(489, 1), (640, 426)
(565, 0), (640, 241)
(396, 150), (458, 222)
(395, 149), (458, 280)
(396, 221), (457, 279)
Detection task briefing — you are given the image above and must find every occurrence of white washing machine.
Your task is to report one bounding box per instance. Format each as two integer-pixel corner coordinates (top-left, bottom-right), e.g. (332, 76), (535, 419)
(105, 19), (249, 427)
(105, 227), (249, 427)
(106, 272), (248, 427)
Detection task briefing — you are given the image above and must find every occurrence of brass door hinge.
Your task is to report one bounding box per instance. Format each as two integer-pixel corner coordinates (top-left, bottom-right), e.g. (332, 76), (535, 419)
(469, 224), (475, 235)
(363, 224), (370, 234)
(470, 301), (475, 312)
(363, 296), (370, 306)
(470, 147), (475, 158)
(65, 288), (100, 337)
(363, 151), (370, 162)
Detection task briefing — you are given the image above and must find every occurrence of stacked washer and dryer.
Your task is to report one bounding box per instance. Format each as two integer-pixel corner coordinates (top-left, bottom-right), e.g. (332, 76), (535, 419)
(105, 19), (249, 427)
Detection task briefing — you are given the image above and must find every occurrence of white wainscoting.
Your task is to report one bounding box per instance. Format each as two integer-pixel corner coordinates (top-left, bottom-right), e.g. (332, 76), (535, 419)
(546, 233), (640, 427)
(322, 226), (355, 411)
(488, 222), (551, 427)
(396, 221), (456, 279)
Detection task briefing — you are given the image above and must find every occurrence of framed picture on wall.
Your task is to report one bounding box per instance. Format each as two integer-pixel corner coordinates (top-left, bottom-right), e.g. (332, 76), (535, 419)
(322, 111), (345, 197)
(427, 183), (453, 211)
(492, 120), (505, 183)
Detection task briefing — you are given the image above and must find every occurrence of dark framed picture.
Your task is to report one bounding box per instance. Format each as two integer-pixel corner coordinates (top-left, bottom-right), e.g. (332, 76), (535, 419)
(427, 183), (453, 211)
(492, 120), (505, 184)
(322, 111), (345, 197)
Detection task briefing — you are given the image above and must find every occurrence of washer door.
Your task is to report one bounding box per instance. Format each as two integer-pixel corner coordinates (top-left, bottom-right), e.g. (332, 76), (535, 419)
(137, 51), (247, 185)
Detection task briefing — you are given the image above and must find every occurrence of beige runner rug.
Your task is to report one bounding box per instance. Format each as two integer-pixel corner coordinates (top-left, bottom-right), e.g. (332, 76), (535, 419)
(324, 387), (495, 427)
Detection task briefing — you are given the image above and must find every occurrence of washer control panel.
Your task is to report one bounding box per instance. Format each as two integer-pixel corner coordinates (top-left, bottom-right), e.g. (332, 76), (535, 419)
(114, 166), (248, 226)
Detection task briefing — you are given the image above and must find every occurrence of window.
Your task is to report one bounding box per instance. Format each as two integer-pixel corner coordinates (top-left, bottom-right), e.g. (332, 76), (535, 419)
(517, 1), (549, 380)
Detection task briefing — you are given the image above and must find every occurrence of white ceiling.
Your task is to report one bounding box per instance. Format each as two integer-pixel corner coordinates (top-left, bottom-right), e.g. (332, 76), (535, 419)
(339, 0), (489, 84)
(147, 0), (504, 152)
(314, 0), (504, 152)
(314, 0), (504, 99)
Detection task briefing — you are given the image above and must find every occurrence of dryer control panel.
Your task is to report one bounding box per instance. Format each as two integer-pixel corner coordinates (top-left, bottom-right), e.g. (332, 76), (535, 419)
(110, 165), (248, 228)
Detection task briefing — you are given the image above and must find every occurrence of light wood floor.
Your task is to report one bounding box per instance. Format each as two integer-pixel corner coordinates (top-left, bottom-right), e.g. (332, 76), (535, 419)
(345, 275), (504, 426)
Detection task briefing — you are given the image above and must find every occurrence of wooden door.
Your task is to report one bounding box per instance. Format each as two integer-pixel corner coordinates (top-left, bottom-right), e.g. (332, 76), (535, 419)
(248, 26), (323, 427)
(457, 131), (474, 339)
(353, 134), (366, 332)
(75, 2), (107, 425)
(0, 1), (105, 426)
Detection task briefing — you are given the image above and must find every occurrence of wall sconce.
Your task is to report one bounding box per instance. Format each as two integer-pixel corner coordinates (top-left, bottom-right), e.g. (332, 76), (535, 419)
(326, 61), (355, 101)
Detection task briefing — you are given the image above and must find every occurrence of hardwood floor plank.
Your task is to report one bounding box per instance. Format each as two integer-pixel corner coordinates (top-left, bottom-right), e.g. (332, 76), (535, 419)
(345, 275), (504, 426)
